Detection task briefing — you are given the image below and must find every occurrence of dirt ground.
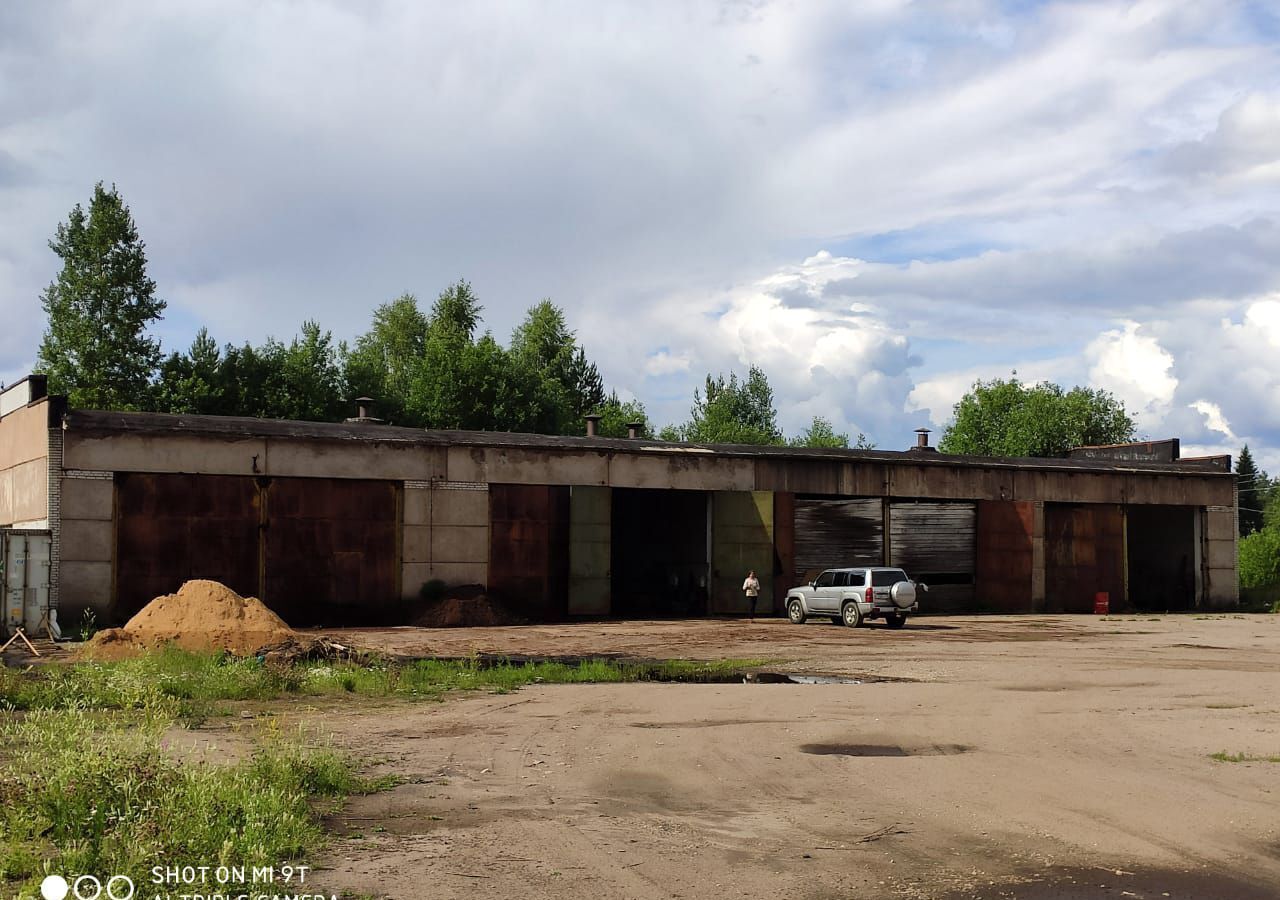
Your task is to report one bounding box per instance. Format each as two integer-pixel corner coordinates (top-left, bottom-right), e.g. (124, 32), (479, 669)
(295, 614), (1279, 899)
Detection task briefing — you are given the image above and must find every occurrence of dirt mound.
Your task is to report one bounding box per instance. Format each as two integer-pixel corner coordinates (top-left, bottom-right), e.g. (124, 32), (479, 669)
(414, 584), (527, 628)
(85, 580), (296, 659)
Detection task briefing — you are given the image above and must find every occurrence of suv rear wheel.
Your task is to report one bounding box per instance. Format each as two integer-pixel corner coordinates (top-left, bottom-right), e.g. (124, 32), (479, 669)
(787, 599), (807, 624)
(842, 601), (863, 628)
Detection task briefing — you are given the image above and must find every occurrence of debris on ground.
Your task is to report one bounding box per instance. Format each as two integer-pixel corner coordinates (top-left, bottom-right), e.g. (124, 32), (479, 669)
(413, 584), (527, 628)
(254, 635), (368, 665)
(84, 580), (297, 659)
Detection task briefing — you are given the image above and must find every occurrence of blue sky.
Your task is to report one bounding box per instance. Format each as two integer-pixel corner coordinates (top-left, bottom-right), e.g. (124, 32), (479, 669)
(2, 1), (1280, 469)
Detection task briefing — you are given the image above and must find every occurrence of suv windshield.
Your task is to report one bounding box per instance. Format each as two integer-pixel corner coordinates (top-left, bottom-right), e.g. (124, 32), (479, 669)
(871, 569), (908, 587)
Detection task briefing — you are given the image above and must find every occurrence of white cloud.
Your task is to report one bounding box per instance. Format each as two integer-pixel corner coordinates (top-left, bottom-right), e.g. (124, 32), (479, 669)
(1085, 321), (1177, 428)
(1188, 400), (1236, 441)
(643, 350), (691, 377)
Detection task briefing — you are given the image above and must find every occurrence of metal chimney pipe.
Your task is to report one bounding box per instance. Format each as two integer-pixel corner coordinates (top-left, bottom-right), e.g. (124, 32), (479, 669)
(626, 421), (644, 440)
(914, 427), (931, 449)
(356, 397), (375, 420)
(584, 414), (601, 437)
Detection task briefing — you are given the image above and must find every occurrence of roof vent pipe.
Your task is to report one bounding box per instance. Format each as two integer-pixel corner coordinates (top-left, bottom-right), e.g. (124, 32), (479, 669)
(912, 427), (937, 452)
(626, 421), (644, 440)
(584, 414), (601, 437)
(345, 397), (385, 425)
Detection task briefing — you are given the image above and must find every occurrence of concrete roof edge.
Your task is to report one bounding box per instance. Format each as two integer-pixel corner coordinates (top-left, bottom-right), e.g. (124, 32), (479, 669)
(60, 408), (1233, 477)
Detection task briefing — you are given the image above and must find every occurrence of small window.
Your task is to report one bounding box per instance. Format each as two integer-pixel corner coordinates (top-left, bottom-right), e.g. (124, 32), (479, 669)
(815, 571), (836, 588)
(833, 572), (850, 587)
(850, 570), (866, 586)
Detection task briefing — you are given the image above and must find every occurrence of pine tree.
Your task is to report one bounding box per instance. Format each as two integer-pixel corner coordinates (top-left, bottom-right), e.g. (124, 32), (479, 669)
(1236, 445), (1264, 536)
(38, 183), (166, 409)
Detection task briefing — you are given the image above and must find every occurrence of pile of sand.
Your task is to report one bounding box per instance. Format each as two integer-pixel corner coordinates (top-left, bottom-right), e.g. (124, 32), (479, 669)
(414, 584), (526, 628)
(85, 580), (296, 659)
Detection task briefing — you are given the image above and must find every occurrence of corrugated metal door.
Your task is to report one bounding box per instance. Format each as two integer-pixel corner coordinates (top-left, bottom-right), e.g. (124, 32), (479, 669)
(489, 484), (570, 621)
(793, 497), (884, 584)
(2, 530), (51, 633)
(889, 501), (976, 612)
(263, 478), (400, 626)
(115, 473), (260, 619)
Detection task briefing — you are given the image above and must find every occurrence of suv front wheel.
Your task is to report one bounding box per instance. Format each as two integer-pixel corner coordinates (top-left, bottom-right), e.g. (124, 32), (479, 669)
(787, 598), (807, 624)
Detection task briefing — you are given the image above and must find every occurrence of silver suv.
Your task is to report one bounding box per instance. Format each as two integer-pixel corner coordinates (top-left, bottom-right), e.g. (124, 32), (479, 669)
(785, 567), (924, 629)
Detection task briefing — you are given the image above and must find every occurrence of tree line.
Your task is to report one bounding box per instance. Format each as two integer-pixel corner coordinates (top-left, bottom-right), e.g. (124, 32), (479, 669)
(36, 183), (869, 446)
(33, 182), (1167, 458)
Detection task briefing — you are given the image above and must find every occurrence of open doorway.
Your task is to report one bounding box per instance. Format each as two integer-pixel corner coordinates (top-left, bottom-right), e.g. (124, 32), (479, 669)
(611, 488), (709, 617)
(1127, 505), (1198, 611)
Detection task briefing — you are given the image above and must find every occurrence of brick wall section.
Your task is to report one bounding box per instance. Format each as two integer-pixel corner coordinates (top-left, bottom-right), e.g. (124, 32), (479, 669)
(46, 426), (63, 611)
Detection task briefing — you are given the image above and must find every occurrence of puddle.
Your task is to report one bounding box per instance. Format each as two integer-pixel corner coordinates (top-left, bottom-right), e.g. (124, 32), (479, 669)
(801, 742), (969, 757)
(747, 672), (868, 685)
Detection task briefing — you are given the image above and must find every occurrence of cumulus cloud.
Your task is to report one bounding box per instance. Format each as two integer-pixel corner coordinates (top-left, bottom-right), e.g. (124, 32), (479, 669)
(1085, 321), (1177, 429)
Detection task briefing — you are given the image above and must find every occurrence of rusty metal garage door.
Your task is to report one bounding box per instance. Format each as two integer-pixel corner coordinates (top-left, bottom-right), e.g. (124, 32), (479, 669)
(489, 484), (570, 621)
(116, 474), (399, 627)
(793, 497), (884, 584)
(263, 478), (400, 626)
(888, 501), (976, 612)
(1045, 503), (1123, 614)
(115, 473), (260, 620)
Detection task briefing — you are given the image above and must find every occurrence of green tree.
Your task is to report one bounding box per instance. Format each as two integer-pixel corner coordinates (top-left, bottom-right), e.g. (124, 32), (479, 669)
(595, 392), (648, 439)
(250, 321), (345, 422)
(938, 377), (1134, 457)
(1236, 445), (1265, 536)
(430, 279), (483, 339)
(38, 182), (167, 409)
(1239, 527), (1280, 589)
(510, 300), (607, 433)
(404, 283), (560, 432)
(790, 416), (845, 448)
(343, 293), (430, 424)
(155, 328), (222, 414)
(676, 366), (783, 444)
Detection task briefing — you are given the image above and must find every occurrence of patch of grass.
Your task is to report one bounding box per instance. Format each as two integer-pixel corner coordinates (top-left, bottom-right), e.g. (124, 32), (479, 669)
(0, 651), (766, 712)
(1209, 751), (1280, 763)
(0, 710), (391, 896)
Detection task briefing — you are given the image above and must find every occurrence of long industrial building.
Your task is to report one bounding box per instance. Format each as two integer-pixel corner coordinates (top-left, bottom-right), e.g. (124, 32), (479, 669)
(0, 376), (1239, 633)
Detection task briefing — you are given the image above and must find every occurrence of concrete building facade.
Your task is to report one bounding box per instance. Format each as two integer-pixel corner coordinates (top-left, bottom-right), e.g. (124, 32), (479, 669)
(0, 379), (1240, 631)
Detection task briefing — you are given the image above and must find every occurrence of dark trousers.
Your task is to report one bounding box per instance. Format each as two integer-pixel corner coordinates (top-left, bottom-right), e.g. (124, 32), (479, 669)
(747, 594), (757, 617)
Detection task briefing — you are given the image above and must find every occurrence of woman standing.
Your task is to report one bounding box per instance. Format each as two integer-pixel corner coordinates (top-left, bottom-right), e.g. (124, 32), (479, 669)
(742, 570), (761, 620)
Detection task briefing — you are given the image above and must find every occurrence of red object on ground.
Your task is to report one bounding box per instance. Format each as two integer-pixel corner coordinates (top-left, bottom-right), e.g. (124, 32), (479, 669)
(1094, 592), (1110, 615)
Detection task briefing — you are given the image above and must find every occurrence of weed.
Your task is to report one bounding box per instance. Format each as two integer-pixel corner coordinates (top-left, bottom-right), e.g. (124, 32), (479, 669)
(0, 651), (765, 713)
(1209, 751), (1280, 763)
(76, 608), (99, 642)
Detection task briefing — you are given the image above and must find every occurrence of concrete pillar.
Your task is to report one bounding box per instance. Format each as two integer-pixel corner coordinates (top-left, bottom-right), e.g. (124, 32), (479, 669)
(1030, 501), (1046, 612)
(568, 485), (611, 615)
(1203, 504), (1239, 609)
